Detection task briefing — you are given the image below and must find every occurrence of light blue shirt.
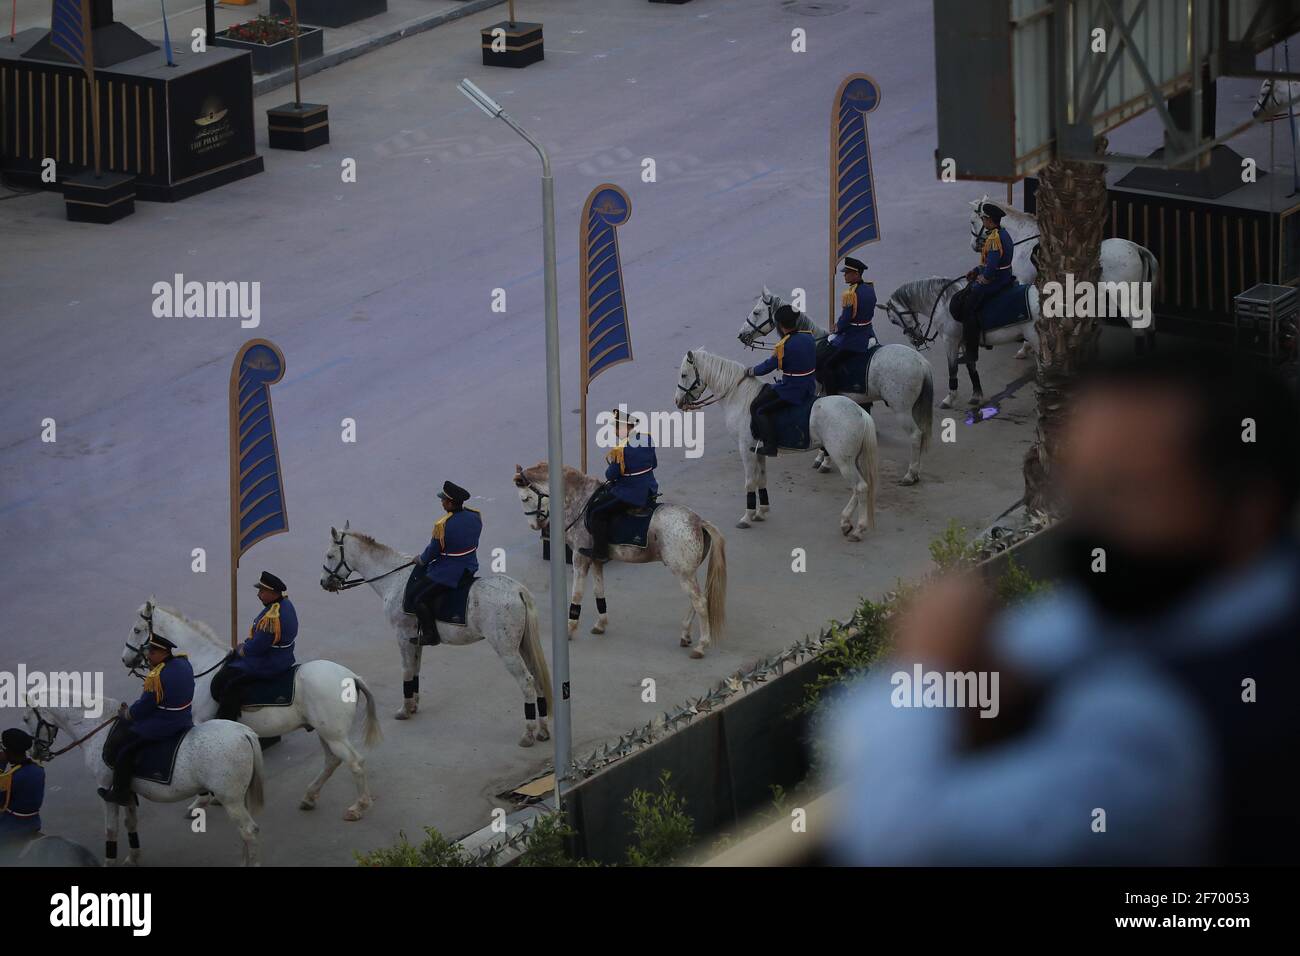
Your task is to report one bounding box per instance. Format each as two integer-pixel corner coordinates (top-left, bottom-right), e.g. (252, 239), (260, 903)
(824, 543), (1297, 866)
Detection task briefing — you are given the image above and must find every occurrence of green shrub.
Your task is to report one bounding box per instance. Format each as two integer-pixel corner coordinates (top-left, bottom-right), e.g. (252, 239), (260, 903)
(355, 827), (474, 867)
(624, 771), (694, 866)
(515, 814), (600, 867)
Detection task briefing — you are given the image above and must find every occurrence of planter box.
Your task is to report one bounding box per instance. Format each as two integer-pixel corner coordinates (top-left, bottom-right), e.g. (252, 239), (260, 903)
(481, 20), (543, 69)
(211, 25), (324, 75)
(267, 102), (330, 151)
(64, 171), (136, 224)
(269, 0), (386, 29)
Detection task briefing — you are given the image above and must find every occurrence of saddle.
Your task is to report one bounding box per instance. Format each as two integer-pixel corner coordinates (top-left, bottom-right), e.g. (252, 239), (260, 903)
(406, 571), (476, 646)
(815, 339), (880, 394)
(749, 396), (815, 451)
(583, 491), (660, 549)
(102, 721), (189, 786)
(239, 664), (301, 711)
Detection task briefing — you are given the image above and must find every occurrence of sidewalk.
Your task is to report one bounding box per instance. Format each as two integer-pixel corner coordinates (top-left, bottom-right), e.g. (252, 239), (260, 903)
(10, 0), (505, 96)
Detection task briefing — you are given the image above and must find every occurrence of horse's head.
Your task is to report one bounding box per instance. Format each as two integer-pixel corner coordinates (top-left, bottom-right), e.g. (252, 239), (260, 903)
(23, 705), (58, 762)
(320, 521), (355, 592)
(969, 194), (991, 252)
(676, 350), (710, 410)
(738, 287), (779, 348)
(123, 598), (161, 676)
(883, 288), (925, 348)
(513, 464), (549, 533)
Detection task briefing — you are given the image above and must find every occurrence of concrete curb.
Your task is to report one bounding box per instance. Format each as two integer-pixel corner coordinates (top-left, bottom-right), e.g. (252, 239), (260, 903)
(252, 0), (505, 99)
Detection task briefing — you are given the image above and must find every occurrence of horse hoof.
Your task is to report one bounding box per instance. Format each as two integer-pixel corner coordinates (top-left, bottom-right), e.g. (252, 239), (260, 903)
(899, 473), (919, 486)
(343, 808), (363, 822)
(968, 395), (984, 407)
(751, 512), (765, 522)
(590, 624), (605, 635)
(689, 647), (706, 660)
(518, 733), (536, 748)
(819, 465), (834, 474)
(940, 397), (954, 409)
(394, 709), (410, 721)
(680, 635), (692, 647)
(299, 799), (316, 811)
(736, 519), (750, 529)
(846, 532), (863, 543)
(537, 727), (551, 741)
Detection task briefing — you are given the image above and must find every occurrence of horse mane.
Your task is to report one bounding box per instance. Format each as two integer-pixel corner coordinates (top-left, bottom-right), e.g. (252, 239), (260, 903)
(519, 462), (588, 487)
(344, 529), (411, 559)
(689, 349), (746, 396)
(153, 602), (225, 650)
(890, 276), (958, 313)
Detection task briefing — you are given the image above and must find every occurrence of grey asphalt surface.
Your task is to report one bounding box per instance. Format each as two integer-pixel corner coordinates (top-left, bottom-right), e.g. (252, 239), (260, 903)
(0, 0), (1136, 865)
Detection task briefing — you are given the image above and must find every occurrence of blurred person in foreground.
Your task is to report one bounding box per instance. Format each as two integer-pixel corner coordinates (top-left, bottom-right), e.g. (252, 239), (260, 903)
(825, 347), (1299, 865)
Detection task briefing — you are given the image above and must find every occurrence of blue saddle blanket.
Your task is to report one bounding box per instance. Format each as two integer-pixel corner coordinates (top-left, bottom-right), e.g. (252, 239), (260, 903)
(816, 340), (880, 394)
(606, 502), (658, 548)
(103, 721), (189, 785)
(242, 664), (300, 709)
(752, 398), (815, 450)
(978, 283), (1032, 331)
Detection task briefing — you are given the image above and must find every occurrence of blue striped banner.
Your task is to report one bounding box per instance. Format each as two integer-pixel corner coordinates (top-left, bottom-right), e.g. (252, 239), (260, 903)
(230, 340), (288, 556)
(580, 184), (633, 390)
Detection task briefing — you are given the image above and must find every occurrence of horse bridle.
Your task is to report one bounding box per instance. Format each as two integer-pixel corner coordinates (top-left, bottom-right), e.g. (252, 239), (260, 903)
(123, 603), (226, 680)
(27, 706), (117, 762)
(677, 353), (719, 410)
(519, 478), (589, 534)
(740, 298), (778, 352)
(322, 530), (412, 592)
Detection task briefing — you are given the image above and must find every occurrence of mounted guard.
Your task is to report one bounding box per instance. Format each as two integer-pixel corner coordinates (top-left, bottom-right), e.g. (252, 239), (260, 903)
(957, 203), (1016, 363)
(580, 409), (659, 562)
(819, 256), (879, 397)
(0, 728), (45, 839)
(403, 481), (481, 646)
(99, 632), (194, 805)
(746, 305), (817, 456)
(211, 572), (298, 721)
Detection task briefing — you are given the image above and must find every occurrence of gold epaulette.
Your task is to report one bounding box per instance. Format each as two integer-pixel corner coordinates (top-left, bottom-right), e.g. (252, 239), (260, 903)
(841, 289), (855, 307)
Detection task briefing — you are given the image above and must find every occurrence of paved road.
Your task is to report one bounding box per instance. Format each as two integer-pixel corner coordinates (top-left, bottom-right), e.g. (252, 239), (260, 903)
(3, 0), (1052, 865)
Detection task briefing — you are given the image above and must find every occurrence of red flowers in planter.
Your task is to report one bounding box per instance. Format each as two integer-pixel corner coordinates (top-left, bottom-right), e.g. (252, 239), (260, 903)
(222, 16), (300, 45)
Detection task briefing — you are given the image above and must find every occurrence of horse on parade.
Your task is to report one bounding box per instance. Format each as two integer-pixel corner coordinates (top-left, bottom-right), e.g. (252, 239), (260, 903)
(24, 684), (266, 866)
(122, 594), (382, 821)
(512, 435), (728, 658)
(320, 500), (554, 748)
(675, 340), (878, 540)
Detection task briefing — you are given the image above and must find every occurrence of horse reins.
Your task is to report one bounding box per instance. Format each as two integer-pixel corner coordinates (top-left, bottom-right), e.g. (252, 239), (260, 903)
(323, 532), (413, 592)
(520, 477), (591, 533)
(677, 356), (722, 409)
(29, 708), (118, 762)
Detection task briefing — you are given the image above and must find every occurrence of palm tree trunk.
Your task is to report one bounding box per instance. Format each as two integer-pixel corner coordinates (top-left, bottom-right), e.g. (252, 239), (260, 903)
(1023, 136), (1109, 515)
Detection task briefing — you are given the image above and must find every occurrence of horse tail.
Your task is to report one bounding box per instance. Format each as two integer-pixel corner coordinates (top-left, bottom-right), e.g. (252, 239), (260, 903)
(353, 674), (383, 749)
(242, 726), (265, 815)
(518, 588), (554, 707)
(700, 520), (728, 642)
(914, 359), (934, 454)
(856, 408), (879, 531)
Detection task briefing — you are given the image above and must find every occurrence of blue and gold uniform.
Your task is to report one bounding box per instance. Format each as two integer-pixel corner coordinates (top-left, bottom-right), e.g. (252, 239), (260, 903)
(832, 280), (878, 353)
(0, 729), (43, 838)
(228, 596), (298, 680)
(420, 505), (482, 586)
(605, 434), (658, 507)
(752, 328), (818, 402)
(975, 224), (1016, 296)
(129, 653), (196, 740)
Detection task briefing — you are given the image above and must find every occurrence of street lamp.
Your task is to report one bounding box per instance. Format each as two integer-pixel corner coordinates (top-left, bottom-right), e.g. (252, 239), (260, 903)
(457, 78), (572, 801)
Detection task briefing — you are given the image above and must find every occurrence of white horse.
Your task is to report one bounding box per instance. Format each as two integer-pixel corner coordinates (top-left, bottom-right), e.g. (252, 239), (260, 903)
(123, 600), (380, 821)
(320, 523), (553, 747)
(675, 349), (878, 539)
(738, 287), (934, 484)
(512, 462), (728, 658)
(25, 700), (264, 865)
(969, 195), (1159, 356)
(882, 276), (1042, 409)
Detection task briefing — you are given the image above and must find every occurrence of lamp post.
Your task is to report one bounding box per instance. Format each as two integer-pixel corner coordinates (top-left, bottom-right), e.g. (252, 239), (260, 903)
(458, 78), (572, 801)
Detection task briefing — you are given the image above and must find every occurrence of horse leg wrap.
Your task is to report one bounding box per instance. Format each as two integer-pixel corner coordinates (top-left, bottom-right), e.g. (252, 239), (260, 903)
(758, 489), (769, 507)
(949, 374), (959, 391)
(969, 367), (983, 395)
(537, 696), (548, 717)
(128, 832), (140, 850)
(403, 678), (418, 699)
(595, 598), (607, 615)
(746, 491), (757, 510)
(525, 702), (537, 720)
(106, 840), (117, 860)
(568, 603), (581, 621)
